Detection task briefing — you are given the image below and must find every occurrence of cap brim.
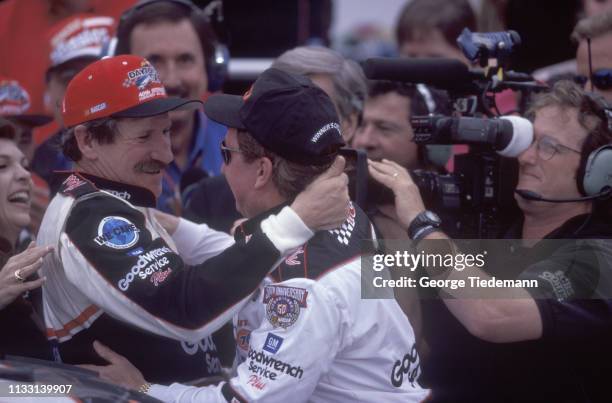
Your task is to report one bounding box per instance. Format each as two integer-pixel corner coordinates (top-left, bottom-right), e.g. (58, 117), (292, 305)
(9, 114), (53, 127)
(112, 97), (202, 119)
(204, 94), (246, 129)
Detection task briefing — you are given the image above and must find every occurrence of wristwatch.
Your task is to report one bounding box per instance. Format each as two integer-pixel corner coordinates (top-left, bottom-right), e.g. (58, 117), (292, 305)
(408, 210), (442, 242)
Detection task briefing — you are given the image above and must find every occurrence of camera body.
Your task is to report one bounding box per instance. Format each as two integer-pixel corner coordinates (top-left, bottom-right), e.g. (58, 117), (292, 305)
(362, 29), (544, 238)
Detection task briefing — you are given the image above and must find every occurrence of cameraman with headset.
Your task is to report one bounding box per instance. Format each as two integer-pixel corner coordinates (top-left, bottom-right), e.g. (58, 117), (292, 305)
(114, 0), (228, 214)
(370, 80), (612, 402)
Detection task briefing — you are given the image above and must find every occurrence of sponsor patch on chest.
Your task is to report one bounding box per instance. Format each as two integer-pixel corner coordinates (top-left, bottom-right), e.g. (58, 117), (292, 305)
(263, 285), (308, 329)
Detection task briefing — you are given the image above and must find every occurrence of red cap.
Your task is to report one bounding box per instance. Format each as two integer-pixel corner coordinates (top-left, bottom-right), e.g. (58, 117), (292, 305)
(47, 14), (115, 69)
(62, 55), (201, 127)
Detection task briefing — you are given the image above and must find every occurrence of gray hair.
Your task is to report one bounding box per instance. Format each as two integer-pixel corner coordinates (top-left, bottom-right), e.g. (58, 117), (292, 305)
(572, 9), (612, 42)
(272, 46), (366, 122)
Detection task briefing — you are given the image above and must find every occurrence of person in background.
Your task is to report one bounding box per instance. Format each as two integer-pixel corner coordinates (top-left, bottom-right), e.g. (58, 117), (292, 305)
(0, 118), (54, 360)
(352, 80), (451, 236)
(0, 77), (53, 235)
(395, 0), (476, 64)
(351, 80), (450, 353)
(272, 46), (367, 143)
(32, 13), (116, 195)
(0, 0), (136, 115)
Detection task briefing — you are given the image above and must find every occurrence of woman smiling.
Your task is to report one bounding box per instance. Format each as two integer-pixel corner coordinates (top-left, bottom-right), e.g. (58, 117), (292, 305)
(0, 118), (53, 359)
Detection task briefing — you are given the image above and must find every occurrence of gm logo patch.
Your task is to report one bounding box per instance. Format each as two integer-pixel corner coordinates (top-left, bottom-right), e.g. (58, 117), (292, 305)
(262, 333), (283, 354)
(94, 216), (140, 250)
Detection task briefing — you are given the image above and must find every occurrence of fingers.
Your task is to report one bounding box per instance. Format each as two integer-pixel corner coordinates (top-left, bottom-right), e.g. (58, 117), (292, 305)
(93, 340), (124, 365)
(19, 257), (45, 279)
(318, 156), (346, 180)
(368, 163), (395, 188)
(369, 159), (414, 186)
(16, 276), (46, 293)
(8, 245), (52, 269)
(369, 159), (400, 176)
(230, 218), (248, 236)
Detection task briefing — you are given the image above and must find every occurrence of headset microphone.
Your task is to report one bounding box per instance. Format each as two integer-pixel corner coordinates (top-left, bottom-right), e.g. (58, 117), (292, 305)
(515, 188), (612, 203)
(516, 144), (612, 203)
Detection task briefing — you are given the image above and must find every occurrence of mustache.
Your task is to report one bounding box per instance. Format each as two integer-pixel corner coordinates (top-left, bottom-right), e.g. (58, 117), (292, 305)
(135, 160), (168, 173)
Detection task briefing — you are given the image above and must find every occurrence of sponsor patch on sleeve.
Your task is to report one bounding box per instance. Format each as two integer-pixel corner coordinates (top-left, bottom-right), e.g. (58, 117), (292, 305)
(117, 246), (173, 291)
(263, 285), (308, 329)
(93, 216), (140, 250)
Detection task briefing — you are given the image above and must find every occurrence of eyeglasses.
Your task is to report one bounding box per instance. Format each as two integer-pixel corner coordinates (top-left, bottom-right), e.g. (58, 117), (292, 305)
(534, 136), (581, 161)
(220, 140), (242, 164)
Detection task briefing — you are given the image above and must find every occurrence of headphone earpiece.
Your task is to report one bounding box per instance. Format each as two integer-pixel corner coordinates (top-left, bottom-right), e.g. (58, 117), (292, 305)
(582, 144), (612, 196)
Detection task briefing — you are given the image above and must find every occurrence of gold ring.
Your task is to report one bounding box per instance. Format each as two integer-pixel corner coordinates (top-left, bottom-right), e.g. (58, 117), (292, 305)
(14, 269), (25, 282)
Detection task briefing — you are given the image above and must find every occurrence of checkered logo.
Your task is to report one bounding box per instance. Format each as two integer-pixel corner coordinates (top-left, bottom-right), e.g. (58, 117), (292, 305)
(328, 203), (356, 245)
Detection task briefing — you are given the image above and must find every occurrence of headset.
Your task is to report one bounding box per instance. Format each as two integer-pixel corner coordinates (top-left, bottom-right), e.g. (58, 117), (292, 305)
(516, 94), (612, 203)
(112, 0), (229, 92)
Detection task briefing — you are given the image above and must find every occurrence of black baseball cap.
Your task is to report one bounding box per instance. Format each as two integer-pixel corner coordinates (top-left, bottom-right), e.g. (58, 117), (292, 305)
(204, 68), (345, 165)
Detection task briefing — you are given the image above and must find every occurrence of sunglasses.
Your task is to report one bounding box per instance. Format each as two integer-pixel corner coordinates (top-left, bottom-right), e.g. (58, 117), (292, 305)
(220, 140), (242, 164)
(575, 69), (612, 91)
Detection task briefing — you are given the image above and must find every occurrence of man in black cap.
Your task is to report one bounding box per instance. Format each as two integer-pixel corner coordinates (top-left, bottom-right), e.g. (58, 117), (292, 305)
(88, 67), (430, 402)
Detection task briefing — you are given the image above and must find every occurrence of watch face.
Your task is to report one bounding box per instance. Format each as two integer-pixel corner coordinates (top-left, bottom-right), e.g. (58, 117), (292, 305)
(424, 210), (441, 224)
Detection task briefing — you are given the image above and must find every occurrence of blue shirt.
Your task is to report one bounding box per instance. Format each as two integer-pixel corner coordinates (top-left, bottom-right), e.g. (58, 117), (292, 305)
(158, 110), (226, 213)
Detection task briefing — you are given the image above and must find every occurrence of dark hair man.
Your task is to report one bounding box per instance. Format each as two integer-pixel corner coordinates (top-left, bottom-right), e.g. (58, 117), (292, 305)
(353, 81), (449, 171)
(81, 68), (431, 402)
(370, 80), (612, 402)
(352, 80), (451, 238)
(36, 55), (349, 384)
(115, 0), (228, 213)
